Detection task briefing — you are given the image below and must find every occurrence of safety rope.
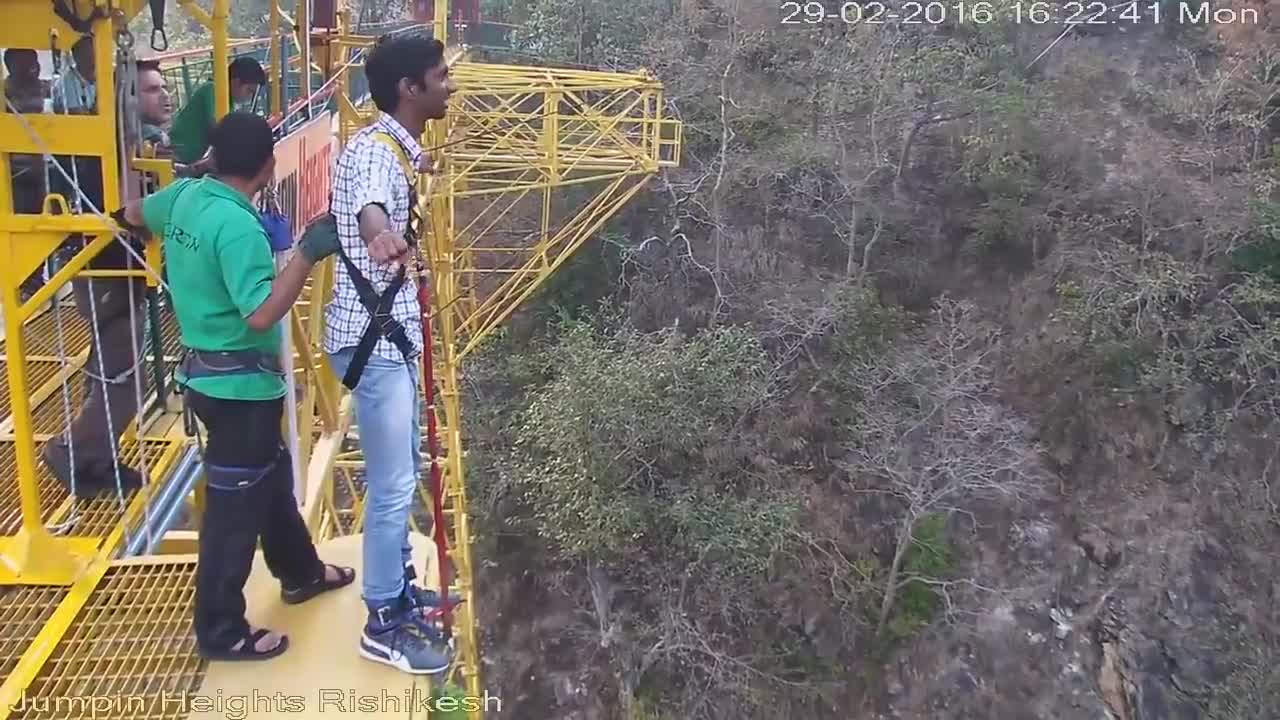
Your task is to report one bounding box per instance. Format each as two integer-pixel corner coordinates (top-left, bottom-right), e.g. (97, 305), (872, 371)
(42, 38), (84, 511)
(45, 275), (81, 533)
(116, 26), (155, 549)
(41, 36), (89, 531)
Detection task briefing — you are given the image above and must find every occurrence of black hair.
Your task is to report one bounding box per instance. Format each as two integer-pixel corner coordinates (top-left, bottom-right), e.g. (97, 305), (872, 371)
(3, 48), (35, 70)
(364, 29), (444, 114)
(229, 55), (266, 85)
(210, 111), (274, 180)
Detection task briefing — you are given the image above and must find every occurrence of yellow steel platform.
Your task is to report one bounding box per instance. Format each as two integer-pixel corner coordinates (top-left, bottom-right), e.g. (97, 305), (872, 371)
(0, 0), (680, 713)
(190, 532), (455, 720)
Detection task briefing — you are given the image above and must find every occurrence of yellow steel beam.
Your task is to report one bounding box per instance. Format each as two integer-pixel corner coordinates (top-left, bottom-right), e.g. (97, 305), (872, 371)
(0, 7), (681, 715)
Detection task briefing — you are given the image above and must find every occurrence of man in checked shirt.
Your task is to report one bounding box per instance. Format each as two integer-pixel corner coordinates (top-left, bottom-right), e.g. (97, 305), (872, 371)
(324, 30), (458, 675)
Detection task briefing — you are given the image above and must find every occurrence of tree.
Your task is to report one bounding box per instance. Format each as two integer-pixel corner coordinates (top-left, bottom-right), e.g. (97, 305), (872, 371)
(834, 296), (1045, 636)
(507, 315), (806, 714)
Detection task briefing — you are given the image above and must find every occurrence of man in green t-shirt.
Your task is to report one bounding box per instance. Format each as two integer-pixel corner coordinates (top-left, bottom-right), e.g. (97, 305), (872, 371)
(169, 56), (266, 164)
(114, 111), (350, 662)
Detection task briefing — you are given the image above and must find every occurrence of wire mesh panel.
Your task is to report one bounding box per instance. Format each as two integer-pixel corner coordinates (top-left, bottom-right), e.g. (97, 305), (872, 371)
(9, 560), (205, 720)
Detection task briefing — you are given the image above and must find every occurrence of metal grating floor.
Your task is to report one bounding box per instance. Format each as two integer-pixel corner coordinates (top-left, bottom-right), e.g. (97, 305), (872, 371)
(9, 560), (205, 720)
(0, 585), (70, 684)
(0, 301), (91, 359)
(0, 443), (69, 536)
(0, 439), (180, 537)
(0, 360), (67, 427)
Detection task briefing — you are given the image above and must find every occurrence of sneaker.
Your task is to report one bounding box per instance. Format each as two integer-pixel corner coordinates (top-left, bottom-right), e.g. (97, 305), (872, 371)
(403, 563), (464, 612)
(359, 599), (452, 675)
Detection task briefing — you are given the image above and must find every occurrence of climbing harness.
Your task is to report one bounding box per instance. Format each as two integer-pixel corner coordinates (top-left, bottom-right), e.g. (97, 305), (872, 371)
(178, 349), (285, 380)
(204, 451), (283, 492)
(325, 127), (459, 637)
(327, 130), (420, 390)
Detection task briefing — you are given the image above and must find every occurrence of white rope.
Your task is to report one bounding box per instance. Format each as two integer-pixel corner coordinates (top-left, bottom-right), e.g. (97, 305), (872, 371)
(44, 43), (82, 508)
(82, 278), (128, 517)
(45, 274), (81, 534)
(116, 29), (155, 549)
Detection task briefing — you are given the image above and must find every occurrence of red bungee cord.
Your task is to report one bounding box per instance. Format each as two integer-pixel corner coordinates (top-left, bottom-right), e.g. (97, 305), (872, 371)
(413, 251), (455, 640)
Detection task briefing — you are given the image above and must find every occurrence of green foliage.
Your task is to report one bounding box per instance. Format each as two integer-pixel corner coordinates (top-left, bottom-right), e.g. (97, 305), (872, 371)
(1090, 338), (1156, 388)
(956, 82), (1050, 265)
(511, 316), (798, 576)
(626, 694), (676, 720)
(1056, 240), (1280, 448)
(828, 283), (913, 369)
(528, 232), (624, 323)
(428, 685), (474, 720)
(885, 513), (953, 641)
(511, 0), (671, 67)
(1231, 200), (1280, 283)
(896, 38), (1011, 98)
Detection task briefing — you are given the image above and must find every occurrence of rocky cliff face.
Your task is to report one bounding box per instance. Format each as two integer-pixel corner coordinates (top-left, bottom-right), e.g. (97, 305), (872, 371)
(463, 7), (1280, 719)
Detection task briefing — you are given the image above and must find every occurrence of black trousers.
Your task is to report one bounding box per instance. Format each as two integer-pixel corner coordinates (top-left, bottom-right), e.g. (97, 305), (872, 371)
(42, 278), (147, 488)
(187, 389), (324, 651)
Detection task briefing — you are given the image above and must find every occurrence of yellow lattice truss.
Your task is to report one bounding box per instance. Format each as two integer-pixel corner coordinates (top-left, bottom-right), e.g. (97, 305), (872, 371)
(0, 0), (681, 716)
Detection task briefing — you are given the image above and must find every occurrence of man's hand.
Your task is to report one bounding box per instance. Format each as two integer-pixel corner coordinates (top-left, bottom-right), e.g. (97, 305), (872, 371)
(368, 229), (409, 266)
(297, 216), (341, 264)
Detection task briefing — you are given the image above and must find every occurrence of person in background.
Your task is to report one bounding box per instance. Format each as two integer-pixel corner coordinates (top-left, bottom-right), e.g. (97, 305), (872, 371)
(136, 59), (172, 151)
(4, 48), (49, 112)
(5, 49), (53, 299)
(112, 111), (352, 661)
(40, 59), (174, 498)
(324, 29), (457, 675)
(169, 56), (265, 164)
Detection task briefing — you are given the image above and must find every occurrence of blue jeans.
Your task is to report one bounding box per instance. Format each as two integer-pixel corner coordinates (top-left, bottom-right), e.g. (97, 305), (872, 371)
(327, 346), (423, 604)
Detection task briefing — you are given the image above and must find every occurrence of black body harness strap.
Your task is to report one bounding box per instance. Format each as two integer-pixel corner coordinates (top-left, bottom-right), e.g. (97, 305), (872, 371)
(178, 348), (284, 379)
(334, 245), (416, 390)
(332, 130), (420, 391)
(177, 348), (285, 443)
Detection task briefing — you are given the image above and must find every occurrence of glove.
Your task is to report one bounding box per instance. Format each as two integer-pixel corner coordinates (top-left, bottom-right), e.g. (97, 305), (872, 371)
(109, 206), (145, 234)
(260, 209), (293, 253)
(297, 214), (341, 264)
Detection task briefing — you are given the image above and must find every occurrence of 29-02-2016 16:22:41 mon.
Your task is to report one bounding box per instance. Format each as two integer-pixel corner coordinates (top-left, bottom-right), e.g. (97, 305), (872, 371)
(779, 1), (1181, 25)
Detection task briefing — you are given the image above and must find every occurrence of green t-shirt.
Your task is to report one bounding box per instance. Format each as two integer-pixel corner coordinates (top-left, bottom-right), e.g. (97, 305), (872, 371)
(169, 81), (215, 163)
(142, 177), (285, 401)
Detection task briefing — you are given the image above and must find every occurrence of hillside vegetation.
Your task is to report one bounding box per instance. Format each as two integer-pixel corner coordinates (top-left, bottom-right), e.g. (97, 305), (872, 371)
(452, 1), (1280, 718)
